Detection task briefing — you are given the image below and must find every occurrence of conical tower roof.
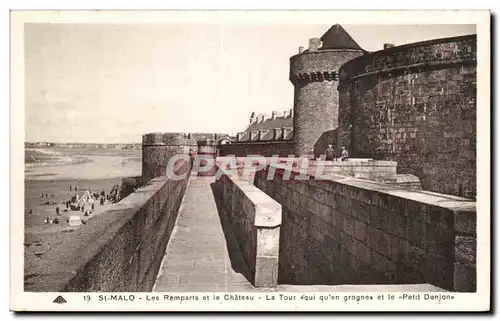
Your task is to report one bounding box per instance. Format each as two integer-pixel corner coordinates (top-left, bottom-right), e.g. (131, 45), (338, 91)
(320, 24), (363, 50)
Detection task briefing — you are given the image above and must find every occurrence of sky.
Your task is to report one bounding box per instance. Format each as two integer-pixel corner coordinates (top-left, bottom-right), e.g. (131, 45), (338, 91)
(24, 23), (476, 143)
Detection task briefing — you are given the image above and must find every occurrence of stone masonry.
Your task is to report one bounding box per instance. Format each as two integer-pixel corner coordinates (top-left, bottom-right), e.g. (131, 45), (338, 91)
(254, 164), (476, 292)
(338, 35), (477, 197)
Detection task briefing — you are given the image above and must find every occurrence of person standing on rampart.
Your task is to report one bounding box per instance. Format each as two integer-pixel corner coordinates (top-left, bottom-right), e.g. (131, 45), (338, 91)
(340, 146), (349, 161)
(325, 144), (335, 161)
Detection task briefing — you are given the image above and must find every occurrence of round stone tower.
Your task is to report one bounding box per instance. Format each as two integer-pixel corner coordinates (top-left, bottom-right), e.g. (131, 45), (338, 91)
(289, 24), (365, 156)
(142, 132), (196, 182)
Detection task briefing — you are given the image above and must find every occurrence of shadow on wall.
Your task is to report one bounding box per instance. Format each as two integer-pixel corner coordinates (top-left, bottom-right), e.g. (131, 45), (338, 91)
(313, 129), (338, 158)
(209, 182), (254, 284)
(313, 126), (404, 161)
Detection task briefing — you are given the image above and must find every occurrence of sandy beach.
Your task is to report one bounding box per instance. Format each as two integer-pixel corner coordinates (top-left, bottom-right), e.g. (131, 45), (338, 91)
(24, 147), (142, 283)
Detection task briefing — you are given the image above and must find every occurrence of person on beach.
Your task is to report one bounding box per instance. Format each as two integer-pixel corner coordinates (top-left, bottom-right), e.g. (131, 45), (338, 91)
(70, 185), (72, 191)
(56, 207), (60, 215)
(91, 203), (94, 211)
(325, 144), (335, 161)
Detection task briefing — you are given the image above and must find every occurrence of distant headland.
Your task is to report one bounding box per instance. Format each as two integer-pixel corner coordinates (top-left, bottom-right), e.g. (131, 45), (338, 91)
(25, 142), (142, 150)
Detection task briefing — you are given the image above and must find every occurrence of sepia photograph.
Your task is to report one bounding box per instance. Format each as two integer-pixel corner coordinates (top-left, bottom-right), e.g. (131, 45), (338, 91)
(10, 10), (490, 311)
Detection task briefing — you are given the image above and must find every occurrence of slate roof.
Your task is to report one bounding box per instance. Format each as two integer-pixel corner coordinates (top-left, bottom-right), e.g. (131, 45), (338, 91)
(245, 116), (293, 132)
(320, 24), (364, 50)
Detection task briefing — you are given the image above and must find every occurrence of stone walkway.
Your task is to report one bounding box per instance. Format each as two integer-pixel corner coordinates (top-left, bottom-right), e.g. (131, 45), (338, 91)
(153, 176), (256, 292)
(153, 175), (445, 293)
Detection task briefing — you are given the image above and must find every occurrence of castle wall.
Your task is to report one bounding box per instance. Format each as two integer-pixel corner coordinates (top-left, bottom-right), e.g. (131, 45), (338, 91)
(290, 50), (364, 157)
(338, 35), (476, 197)
(218, 141), (294, 157)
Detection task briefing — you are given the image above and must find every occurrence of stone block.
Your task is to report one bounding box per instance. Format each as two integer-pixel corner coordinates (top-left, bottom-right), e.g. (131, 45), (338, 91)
(375, 193), (391, 209)
(332, 210), (344, 230)
(353, 238), (372, 264)
(371, 250), (397, 275)
(321, 243), (341, 264)
(453, 262), (476, 292)
(343, 233), (355, 254)
(335, 194), (350, 215)
(350, 187), (373, 205)
(311, 186), (329, 205)
(424, 253), (454, 290)
(256, 228), (280, 258)
(343, 215), (356, 237)
(367, 227), (391, 258)
(405, 218), (428, 249)
(405, 201), (429, 222)
(354, 219), (367, 243)
(388, 211), (405, 238)
(351, 199), (370, 223)
(337, 183), (349, 196)
(340, 246), (351, 269)
(370, 206), (391, 233)
(428, 205), (454, 231)
(427, 224), (454, 260)
(390, 235), (404, 262)
(454, 209), (476, 234)
(454, 235), (476, 267)
(403, 242), (428, 275)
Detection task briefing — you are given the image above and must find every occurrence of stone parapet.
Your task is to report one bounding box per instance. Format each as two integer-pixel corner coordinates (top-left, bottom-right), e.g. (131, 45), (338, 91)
(213, 166), (282, 287)
(310, 159), (397, 182)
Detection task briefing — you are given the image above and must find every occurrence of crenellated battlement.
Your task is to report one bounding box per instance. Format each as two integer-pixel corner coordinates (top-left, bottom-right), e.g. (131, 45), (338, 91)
(290, 71), (339, 85)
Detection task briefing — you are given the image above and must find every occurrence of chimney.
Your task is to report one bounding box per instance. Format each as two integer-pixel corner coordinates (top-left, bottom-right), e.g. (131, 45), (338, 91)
(288, 108), (293, 118)
(384, 43), (395, 49)
(259, 130), (269, 140)
(249, 112), (256, 124)
(298, 46), (305, 54)
(273, 128), (282, 140)
(271, 110), (279, 120)
(250, 131), (259, 140)
(256, 113), (265, 123)
(236, 132), (245, 142)
(282, 127), (293, 139)
(309, 38), (321, 51)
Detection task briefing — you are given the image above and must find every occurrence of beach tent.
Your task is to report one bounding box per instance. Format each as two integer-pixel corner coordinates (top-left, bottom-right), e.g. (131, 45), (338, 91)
(80, 190), (94, 204)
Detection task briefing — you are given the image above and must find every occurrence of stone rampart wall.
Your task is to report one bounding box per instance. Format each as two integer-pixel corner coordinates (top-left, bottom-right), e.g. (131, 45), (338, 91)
(254, 164), (476, 292)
